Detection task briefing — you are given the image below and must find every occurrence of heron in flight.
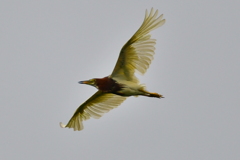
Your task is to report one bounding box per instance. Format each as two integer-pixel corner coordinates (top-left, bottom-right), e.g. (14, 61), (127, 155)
(60, 8), (165, 131)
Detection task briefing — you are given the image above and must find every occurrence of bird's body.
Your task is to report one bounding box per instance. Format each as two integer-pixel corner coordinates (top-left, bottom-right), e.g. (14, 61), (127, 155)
(60, 8), (166, 131)
(92, 76), (161, 97)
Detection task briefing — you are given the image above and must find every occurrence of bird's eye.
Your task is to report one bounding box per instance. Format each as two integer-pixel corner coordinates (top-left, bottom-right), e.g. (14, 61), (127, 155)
(91, 79), (95, 83)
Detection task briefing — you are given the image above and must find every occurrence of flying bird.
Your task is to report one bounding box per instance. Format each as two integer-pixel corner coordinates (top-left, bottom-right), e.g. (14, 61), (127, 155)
(60, 8), (165, 131)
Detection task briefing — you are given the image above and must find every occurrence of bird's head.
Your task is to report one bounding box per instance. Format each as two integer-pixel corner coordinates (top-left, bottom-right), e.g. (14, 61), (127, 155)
(78, 79), (97, 88)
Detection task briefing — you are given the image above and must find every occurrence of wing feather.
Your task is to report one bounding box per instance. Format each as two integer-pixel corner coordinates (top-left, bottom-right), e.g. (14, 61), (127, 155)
(60, 91), (126, 131)
(110, 8), (165, 83)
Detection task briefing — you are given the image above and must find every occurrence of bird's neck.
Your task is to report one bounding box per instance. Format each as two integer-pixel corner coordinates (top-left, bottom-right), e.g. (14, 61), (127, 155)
(95, 76), (122, 93)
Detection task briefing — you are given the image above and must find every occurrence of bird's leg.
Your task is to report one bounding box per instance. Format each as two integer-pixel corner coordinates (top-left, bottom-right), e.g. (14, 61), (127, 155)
(139, 88), (164, 98)
(147, 92), (164, 98)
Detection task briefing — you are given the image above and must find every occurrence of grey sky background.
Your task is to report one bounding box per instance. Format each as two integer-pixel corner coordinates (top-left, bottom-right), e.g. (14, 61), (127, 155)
(1, 1), (240, 160)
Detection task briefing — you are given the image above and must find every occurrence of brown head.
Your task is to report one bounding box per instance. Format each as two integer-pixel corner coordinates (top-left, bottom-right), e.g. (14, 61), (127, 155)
(79, 77), (122, 93)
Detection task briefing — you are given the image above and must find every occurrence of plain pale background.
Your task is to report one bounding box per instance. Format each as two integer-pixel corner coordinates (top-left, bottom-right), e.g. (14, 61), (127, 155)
(1, 0), (240, 160)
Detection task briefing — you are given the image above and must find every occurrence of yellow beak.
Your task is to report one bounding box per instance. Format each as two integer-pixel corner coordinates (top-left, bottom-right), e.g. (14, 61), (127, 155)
(78, 80), (90, 84)
(78, 79), (96, 86)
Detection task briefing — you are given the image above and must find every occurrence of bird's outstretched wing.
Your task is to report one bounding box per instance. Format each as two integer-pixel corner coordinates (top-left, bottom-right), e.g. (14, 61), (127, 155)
(110, 8), (165, 83)
(60, 91), (126, 131)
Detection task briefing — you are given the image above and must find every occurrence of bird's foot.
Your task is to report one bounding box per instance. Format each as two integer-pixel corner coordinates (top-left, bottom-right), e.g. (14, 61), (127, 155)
(149, 93), (164, 98)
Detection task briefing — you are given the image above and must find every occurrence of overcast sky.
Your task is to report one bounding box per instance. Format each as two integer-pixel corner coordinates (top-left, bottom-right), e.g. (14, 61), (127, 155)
(1, 1), (240, 160)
